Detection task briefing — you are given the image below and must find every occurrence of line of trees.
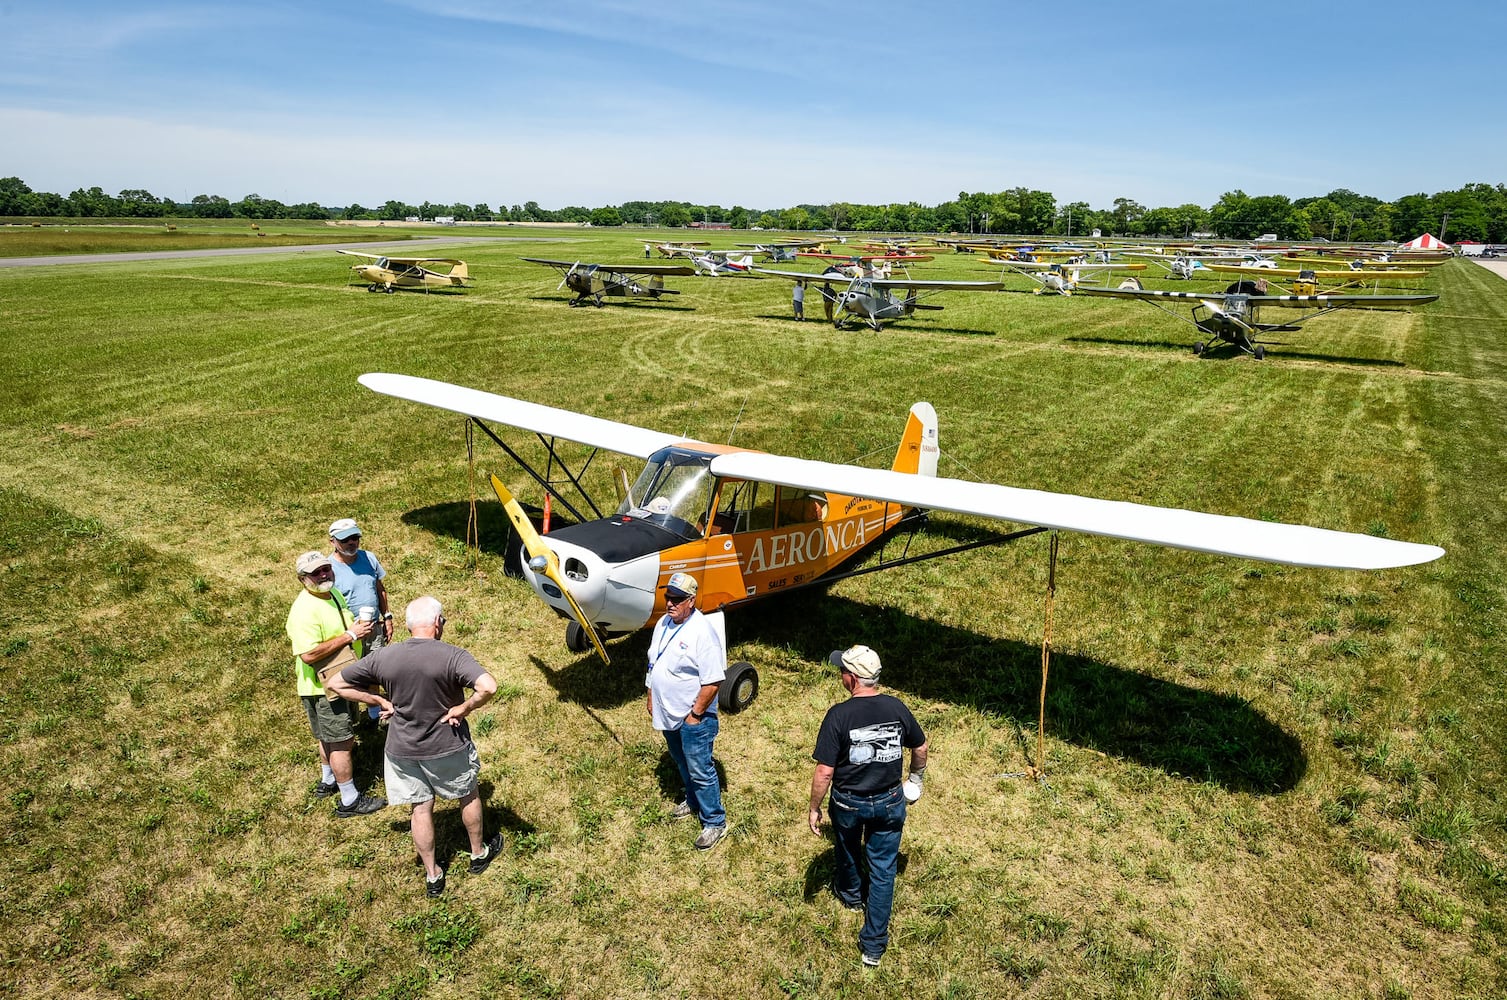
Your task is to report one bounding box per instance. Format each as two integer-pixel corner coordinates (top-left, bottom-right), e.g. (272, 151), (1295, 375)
(3, 176), (1504, 242)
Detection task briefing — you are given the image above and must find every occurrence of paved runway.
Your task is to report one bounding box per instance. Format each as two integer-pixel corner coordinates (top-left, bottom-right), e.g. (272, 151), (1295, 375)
(1470, 258), (1507, 280)
(0, 235), (547, 268)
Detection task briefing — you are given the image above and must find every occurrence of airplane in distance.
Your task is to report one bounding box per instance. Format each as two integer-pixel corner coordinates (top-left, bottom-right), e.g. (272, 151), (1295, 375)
(753, 266), (1005, 329)
(988, 259), (1148, 295)
(1073, 281), (1439, 359)
(522, 258), (695, 307)
(674, 248), (759, 276)
(735, 239), (830, 262)
(358, 372), (1444, 711)
(337, 251), (469, 293)
(1200, 262), (1428, 294)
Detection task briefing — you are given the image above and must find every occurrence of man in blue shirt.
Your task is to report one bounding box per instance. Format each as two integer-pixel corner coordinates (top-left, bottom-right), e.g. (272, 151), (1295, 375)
(330, 517), (394, 722)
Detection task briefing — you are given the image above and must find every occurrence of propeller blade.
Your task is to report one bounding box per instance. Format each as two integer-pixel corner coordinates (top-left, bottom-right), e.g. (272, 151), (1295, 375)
(490, 475), (611, 665)
(559, 261), (580, 291)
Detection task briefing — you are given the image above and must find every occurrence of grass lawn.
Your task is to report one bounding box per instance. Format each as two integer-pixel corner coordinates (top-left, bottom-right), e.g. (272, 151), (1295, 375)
(0, 230), (1502, 999)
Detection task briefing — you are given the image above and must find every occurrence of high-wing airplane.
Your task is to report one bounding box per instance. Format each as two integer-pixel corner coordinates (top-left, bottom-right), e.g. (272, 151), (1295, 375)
(660, 246), (758, 276)
(522, 258), (695, 307)
(735, 240), (829, 262)
(652, 240), (709, 257)
(359, 372), (1444, 711)
(1074, 281), (1439, 359)
(753, 267), (1005, 329)
(990, 259), (1148, 295)
(338, 251), (469, 293)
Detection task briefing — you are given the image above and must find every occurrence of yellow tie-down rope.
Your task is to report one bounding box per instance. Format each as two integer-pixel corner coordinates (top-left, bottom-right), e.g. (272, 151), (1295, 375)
(1031, 531), (1059, 781)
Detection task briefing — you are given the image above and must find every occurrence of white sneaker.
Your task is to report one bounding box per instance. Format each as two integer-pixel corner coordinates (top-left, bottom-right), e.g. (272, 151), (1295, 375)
(693, 825), (726, 850)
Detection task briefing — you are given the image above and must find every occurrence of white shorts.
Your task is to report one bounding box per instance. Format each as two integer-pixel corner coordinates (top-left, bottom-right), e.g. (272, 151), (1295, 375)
(384, 744), (480, 805)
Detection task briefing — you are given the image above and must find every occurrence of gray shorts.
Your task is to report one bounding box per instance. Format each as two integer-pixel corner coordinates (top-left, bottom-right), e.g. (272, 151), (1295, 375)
(302, 694), (355, 744)
(385, 744), (481, 805)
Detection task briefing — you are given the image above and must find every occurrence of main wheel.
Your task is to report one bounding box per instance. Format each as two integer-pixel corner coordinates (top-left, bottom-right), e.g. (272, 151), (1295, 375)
(1253, 345), (1266, 360)
(565, 620), (592, 653)
(1193, 341), (1207, 356)
(718, 661), (759, 713)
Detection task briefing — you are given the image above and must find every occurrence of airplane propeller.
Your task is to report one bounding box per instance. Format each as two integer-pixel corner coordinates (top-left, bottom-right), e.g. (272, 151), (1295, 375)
(559, 262), (581, 291)
(490, 475), (612, 665)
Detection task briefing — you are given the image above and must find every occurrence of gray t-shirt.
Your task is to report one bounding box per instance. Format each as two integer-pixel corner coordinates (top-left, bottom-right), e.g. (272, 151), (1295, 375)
(341, 638), (489, 760)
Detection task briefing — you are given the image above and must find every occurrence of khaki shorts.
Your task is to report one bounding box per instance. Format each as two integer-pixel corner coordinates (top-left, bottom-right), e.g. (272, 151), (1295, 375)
(302, 694), (355, 744)
(384, 744), (481, 805)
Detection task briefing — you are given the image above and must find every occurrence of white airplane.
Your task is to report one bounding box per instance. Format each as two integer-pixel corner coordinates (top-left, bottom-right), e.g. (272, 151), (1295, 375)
(359, 373), (1444, 709)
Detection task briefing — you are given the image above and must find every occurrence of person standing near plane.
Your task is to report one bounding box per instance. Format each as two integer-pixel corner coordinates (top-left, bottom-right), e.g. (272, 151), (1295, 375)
(793, 280), (805, 321)
(285, 551), (386, 817)
(326, 596), (503, 897)
(328, 517), (393, 724)
(646, 572), (728, 850)
(808, 644), (928, 968)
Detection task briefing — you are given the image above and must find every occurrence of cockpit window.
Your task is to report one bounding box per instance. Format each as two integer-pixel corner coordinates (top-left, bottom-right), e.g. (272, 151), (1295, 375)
(617, 447), (714, 539)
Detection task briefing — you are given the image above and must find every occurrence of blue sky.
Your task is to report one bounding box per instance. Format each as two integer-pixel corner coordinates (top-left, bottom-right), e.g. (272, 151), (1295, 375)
(3, 1), (1503, 211)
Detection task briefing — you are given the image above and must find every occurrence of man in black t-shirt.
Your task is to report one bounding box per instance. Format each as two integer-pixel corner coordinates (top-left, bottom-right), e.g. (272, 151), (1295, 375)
(327, 596), (503, 897)
(808, 644), (928, 968)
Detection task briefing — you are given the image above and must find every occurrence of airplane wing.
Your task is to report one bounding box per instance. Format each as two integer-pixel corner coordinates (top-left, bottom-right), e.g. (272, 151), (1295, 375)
(358, 373), (687, 459)
(712, 453), (1443, 571)
(751, 267), (1004, 291)
(752, 267), (861, 285)
(1073, 286), (1439, 309)
(522, 257), (695, 277)
(336, 250), (383, 260)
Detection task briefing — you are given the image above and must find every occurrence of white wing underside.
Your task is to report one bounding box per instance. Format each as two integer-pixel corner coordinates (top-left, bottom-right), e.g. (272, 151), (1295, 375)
(358, 373), (685, 459)
(360, 374), (1444, 571)
(712, 454), (1442, 571)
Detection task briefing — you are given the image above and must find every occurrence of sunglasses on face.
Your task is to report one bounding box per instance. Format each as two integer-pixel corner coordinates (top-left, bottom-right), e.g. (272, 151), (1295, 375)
(305, 567), (334, 579)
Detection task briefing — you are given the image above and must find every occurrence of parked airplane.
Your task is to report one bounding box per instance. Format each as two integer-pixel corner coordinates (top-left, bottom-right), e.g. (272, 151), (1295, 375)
(754, 267), (1004, 329)
(522, 258), (695, 307)
(359, 372), (1445, 709)
(338, 251), (469, 293)
(1074, 281), (1439, 358)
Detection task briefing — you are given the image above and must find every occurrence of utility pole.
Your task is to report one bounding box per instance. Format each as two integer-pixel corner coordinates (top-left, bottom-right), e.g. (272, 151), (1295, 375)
(1440, 212), (1450, 243)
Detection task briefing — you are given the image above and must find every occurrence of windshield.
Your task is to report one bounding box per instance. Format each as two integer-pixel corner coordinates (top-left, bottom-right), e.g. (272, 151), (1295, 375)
(616, 447), (714, 539)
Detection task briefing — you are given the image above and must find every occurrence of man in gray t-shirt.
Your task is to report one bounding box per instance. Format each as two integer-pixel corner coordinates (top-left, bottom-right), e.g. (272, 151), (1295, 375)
(328, 596), (503, 897)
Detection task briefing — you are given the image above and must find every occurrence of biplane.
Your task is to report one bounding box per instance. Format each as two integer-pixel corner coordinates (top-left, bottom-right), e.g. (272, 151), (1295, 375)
(522, 258), (695, 307)
(1074, 281), (1438, 359)
(753, 266), (1005, 329)
(358, 372), (1444, 711)
(337, 250), (469, 293)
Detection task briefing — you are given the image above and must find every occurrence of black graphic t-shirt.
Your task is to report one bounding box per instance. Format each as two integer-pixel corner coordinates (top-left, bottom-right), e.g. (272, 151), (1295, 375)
(813, 694), (926, 797)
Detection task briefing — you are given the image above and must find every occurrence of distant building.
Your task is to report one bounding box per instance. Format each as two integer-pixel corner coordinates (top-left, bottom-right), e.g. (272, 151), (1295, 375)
(689, 221), (732, 230)
(435, 216), (456, 225)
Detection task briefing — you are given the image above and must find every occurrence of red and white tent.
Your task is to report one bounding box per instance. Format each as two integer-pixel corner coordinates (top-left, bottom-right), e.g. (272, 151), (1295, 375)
(1400, 233), (1451, 250)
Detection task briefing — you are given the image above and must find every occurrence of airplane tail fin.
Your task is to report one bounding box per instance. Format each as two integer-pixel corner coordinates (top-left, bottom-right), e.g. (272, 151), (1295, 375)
(448, 262), (469, 281)
(891, 403), (938, 477)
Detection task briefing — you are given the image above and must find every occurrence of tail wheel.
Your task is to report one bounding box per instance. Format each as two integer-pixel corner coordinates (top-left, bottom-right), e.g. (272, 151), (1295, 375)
(718, 661), (759, 713)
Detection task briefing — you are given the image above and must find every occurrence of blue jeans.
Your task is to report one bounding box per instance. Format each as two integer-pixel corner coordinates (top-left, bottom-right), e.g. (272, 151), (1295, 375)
(830, 784), (906, 958)
(662, 715), (724, 828)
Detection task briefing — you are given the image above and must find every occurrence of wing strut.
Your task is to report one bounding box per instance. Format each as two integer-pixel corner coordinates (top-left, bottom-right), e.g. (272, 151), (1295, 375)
(466, 417), (604, 524)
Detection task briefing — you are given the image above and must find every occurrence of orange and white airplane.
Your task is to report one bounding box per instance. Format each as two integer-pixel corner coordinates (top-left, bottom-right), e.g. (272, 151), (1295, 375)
(360, 373), (1444, 711)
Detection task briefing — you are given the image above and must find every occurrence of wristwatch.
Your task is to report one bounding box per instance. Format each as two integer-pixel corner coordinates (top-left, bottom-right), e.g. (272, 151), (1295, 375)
(688, 709), (705, 721)
(382, 612), (393, 621)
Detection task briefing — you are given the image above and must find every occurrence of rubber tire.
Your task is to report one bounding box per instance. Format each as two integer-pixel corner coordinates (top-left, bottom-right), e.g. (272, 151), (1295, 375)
(565, 620), (592, 653)
(718, 661), (759, 713)
(1193, 341), (1207, 356)
(1253, 345), (1266, 361)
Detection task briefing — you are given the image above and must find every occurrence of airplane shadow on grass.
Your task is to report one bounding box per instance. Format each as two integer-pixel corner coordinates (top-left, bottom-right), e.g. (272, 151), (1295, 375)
(1064, 334), (1406, 367)
(403, 501), (1306, 794)
(749, 313), (997, 337)
(525, 295), (697, 312)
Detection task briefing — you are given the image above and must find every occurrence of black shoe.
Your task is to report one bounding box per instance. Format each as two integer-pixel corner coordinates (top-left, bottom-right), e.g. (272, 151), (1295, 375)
(313, 780), (338, 799)
(468, 832), (504, 875)
(425, 872), (446, 898)
(335, 794), (386, 818)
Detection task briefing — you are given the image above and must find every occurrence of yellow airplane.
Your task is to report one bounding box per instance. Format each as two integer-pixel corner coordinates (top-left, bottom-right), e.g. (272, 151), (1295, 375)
(337, 250), (469, 293)
(1203, 263), (1427, 294)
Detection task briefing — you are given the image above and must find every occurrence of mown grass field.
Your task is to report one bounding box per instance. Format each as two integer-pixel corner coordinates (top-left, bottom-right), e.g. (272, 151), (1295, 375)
(0, 218), (443, 256)
(0, 229), (1502, 1000)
